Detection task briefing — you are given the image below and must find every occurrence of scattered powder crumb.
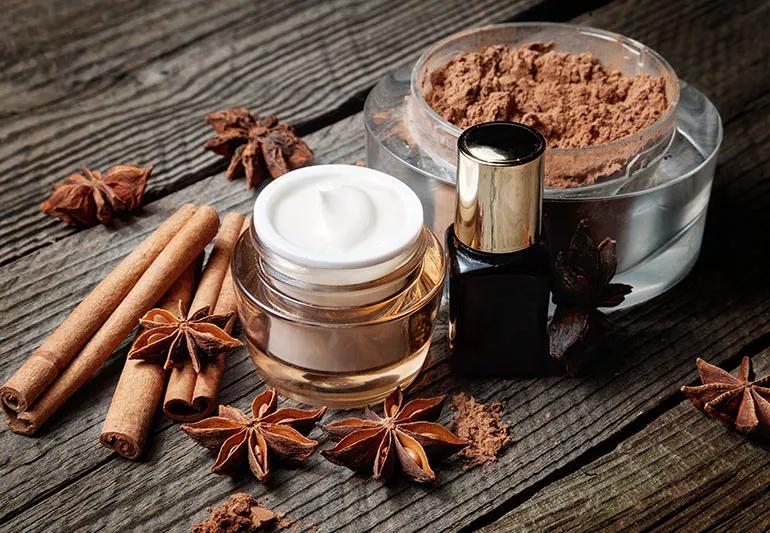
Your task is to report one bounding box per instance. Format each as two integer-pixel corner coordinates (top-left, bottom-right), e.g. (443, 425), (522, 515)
(192, 493), (281, 533)
(277, 516), (294, 531)
(450, 393), (512, 470)
(425, 42), (670, 187)
(277, 515), (318, 533)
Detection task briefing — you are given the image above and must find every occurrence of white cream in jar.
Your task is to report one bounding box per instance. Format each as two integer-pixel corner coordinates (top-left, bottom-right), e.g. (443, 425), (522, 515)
(253, 164), (424, 299)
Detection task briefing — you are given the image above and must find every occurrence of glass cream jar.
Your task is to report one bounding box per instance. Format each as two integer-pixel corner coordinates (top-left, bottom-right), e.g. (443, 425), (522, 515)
(232, 165), (445, 407)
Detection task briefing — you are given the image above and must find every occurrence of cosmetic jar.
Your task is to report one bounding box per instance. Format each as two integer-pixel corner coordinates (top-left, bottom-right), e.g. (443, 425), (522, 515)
(365, 23), (722, 309)
(232, 164), (445, 407)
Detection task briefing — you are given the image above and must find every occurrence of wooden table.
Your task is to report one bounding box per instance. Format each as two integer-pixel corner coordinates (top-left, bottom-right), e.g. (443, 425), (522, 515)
(2, 0), (769, 531)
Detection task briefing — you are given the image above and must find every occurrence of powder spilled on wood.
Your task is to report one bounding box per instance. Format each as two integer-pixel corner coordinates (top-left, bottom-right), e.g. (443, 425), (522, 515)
(192, 493), (280, 533)
(450, 393), (512, 469)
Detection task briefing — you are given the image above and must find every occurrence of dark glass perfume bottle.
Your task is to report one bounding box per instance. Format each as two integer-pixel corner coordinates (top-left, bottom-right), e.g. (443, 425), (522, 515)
(447, 122), (557, 376)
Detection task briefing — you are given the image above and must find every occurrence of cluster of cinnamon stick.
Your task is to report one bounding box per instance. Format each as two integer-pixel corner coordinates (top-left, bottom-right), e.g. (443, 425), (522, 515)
(1, 204), (249, 461)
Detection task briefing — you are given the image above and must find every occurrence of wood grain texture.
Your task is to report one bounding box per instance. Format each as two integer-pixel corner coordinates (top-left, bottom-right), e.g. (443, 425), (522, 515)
(0, 0), (545, 265)
(2, 51), (770, 533)
(482, 351), (770, 532)
(1, 0), (769, 531)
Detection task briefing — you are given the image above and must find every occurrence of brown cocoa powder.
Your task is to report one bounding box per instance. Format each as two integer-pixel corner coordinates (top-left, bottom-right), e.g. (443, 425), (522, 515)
(425, 42), (669, 187)
(192, 493), (279, 533)
(450, 394), (512, 469)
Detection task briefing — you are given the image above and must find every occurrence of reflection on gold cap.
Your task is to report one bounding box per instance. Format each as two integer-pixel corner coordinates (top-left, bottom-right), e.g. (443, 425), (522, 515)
(454, 122), (545, 253)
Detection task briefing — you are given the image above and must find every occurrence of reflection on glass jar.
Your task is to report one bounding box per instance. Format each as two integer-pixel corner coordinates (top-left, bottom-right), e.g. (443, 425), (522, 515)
(232, 165), (445, 407)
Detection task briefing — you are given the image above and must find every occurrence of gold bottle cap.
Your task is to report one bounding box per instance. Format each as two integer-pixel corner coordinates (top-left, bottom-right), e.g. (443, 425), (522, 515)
(454, 122), (545, 253)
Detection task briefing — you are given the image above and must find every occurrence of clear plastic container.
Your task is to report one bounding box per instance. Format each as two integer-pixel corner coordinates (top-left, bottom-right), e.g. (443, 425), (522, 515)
(365, 23), (723, 309)
(408, 23), (681, 194)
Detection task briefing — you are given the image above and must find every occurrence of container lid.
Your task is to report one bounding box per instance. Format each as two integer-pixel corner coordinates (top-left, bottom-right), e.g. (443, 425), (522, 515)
(455, 122), (545, 253)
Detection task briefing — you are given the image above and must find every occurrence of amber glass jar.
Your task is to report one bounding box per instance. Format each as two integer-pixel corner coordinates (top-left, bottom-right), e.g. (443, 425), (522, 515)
(232, 165), (445, 407)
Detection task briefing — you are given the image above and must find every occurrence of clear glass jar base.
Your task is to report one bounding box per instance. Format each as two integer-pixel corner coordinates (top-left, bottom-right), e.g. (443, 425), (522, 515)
(365, 67), (721, 309)
(245, 339), (431, 408)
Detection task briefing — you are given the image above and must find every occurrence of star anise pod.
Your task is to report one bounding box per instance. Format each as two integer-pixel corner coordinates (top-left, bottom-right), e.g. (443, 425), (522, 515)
(128, 302), (242, 372)
(181, 389), (326, 482)
(682, 357), (770, 434)
(40, 164), (152, 228)
(548, 220), (633, 375)
(321, 387), (467, 483)
(203, 108), (313, 189)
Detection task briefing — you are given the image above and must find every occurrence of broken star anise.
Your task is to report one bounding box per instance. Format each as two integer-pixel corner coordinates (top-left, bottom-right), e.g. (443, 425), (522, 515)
(181, 389), (326, 482)
(548, 220), (633, 375)
(41, 164), (152, 228)
(682, 356), (770, 434)
(128, 303), (242, 372)
(203, 108), (313, 189)
(321, 387), (467, 483)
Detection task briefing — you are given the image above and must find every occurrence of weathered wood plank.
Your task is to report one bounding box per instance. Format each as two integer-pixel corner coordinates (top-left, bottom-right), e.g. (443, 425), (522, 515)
(1, 0), (769, 531)
(0, 0), (302, 114)
(4, 38), (770, 533)
(0, 0), (547, 265)
(0, 113), (363, 524)
(481, 351), (770, 532)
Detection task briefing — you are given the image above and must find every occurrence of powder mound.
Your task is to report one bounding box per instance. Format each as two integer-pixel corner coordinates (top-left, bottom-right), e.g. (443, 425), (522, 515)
(450, 393), (512, 469)
(192, 493), (279, 533)
(426, 42), (668, 149)
(425, 42), (670, 187)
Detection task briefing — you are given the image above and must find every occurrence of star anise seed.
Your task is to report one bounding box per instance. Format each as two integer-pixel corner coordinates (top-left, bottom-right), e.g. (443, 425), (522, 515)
(41, 164), (152, 228)
(128, 302), (242, 372)
(181, 389), (326, 482)
(682, 356), (770, 434)
(203, 108), (313, 189)
(549, 219), (632, 375)
(321, 387), (467, 483)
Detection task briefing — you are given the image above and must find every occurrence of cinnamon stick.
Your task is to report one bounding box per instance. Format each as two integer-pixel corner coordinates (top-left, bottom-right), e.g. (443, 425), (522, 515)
(99, 260), (200, 460)
(164, 213), (246, 422)
(0, 204), (198, 413)
(189, 246), (243, 416)
(4, 205), (220, 435)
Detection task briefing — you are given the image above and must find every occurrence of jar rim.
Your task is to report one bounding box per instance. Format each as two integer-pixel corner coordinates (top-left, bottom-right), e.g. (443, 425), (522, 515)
(253, 164), (424, 271)
(231, 227), (446, 327)
(256, 227), (428, 295)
